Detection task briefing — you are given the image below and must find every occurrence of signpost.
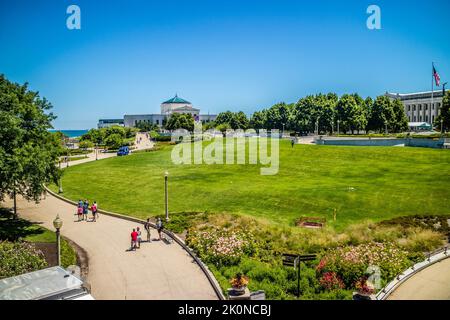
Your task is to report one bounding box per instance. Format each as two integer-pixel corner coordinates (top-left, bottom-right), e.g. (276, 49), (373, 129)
(282, 253), (317, 298)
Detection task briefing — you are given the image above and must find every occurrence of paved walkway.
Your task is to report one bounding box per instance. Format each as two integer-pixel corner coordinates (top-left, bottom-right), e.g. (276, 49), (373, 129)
(388, 258), (450, 300)
(2, 137), (217, 300)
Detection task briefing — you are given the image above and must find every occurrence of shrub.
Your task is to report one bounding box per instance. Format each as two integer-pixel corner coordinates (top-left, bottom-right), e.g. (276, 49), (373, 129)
(318, 242), (411, 289)
(0, 241), (47, 279)
(187, 227), (257, 266)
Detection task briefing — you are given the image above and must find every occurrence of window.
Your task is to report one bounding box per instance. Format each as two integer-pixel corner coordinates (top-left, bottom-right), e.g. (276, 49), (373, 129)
(156, 120), (160, 125)
(413, 105), (416, 111)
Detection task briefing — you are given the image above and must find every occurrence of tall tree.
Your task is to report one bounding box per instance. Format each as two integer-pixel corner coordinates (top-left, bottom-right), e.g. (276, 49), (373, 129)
(391, 99), (408, 133)
(368, 96), (395, 133)
(336, 94), (366, 134)
(0, 74), (60, 218)
(435, 91), (450, 132)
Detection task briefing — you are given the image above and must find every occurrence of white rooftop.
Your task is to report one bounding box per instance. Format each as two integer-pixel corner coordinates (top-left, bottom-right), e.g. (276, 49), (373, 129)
(0, 266), (88, 300)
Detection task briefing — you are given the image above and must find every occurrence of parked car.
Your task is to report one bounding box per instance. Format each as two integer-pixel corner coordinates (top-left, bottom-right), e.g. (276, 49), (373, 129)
(117, 146), (129, 156)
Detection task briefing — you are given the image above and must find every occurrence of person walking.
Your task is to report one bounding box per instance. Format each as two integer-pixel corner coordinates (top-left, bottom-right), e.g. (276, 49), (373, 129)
(291, 138), (295, 148)
(77, 205), (83, 221)
(83, 199), (89, 221)
(130, 228), (138, 251)
(136, 227), (142, 248)
(91, 201), (98, 222)
(144, 218), (151, 243)
(156, 217), (164, 241)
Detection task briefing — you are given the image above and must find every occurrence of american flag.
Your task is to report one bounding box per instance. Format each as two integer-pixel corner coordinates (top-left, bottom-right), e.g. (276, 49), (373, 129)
(433, 64), (441, 87)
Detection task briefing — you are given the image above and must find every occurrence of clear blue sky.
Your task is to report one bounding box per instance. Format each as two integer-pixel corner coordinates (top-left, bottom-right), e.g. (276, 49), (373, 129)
(1, 0), (449, 129)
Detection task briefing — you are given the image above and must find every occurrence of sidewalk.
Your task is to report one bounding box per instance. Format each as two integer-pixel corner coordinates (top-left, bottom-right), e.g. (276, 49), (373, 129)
(2, 139), (218, 300)
(387, 258), (450, 300)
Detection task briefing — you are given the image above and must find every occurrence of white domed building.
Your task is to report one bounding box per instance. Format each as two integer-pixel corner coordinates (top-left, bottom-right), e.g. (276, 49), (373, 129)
(102, 95), (217, 129)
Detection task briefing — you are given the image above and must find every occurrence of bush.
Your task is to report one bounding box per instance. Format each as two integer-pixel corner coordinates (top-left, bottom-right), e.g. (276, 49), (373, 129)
(187, 227), (257, 266)
(0, 241), (47, 279)
(317, 242), (411, 289)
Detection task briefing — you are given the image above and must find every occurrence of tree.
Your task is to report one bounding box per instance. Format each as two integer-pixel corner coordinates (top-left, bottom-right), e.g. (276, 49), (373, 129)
(79, 140), (94, 150)
(435, 91), (450, 132)
(391, 99), (408, 133)
(249, 111), (267, 130)
(336, 94), (366, 134)
(368, 96), (395, 133)
(104, 133), (123, 149)
(165, 113), (194, 132)
(0, 74), (60, 218)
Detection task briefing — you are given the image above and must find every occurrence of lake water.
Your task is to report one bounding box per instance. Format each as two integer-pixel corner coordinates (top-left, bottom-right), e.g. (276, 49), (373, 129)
(49, 130), (89, 138)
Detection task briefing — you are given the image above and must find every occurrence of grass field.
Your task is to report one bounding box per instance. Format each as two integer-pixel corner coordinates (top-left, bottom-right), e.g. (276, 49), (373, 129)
(51, 140), (450, 230)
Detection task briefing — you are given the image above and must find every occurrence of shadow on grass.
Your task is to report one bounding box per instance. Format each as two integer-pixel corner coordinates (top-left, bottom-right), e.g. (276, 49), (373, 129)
(0, 207), (46, 241)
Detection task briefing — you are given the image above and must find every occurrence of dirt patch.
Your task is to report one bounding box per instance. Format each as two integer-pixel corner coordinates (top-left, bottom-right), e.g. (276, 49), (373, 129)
(34, 242), (57, 266)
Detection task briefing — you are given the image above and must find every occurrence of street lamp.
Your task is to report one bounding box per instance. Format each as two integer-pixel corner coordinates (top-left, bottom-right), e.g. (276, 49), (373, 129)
(441, 119), (444, 136)
(58, 160), (63, 194)
(282, 123), (285, 138)
(337, 119), (340, 136)
(164, 171), (169, 222)
(384, 121), (388, 135)
(95, 143), (98, 161)
(53, 214), (63, 266)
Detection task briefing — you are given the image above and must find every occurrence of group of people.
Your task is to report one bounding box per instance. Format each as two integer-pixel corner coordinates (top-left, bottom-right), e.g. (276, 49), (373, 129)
(76, 199), (99, 222)
(130, 217), (165, 251)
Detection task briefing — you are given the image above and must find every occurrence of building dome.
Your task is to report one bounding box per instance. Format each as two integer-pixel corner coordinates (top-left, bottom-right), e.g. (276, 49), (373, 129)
(162, 94), (191, 105)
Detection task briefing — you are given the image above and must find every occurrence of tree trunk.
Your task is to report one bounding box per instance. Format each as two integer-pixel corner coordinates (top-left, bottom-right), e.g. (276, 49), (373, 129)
(13, 189), (17, 220)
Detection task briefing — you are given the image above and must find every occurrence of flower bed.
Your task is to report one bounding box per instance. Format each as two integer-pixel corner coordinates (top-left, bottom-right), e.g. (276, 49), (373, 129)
(316, 242), (411, 289)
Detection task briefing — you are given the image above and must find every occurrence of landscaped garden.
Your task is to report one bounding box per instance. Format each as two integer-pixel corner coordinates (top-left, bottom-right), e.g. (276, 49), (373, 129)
(49, 140), (450, 299)
(0, 208), (78, 279)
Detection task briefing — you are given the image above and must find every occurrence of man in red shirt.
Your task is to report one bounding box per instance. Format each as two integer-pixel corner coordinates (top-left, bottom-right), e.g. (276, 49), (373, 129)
(131, 229), (138, 251)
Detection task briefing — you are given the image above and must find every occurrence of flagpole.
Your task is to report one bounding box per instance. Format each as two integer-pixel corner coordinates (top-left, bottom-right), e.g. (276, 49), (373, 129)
(431, 62), (434, 125)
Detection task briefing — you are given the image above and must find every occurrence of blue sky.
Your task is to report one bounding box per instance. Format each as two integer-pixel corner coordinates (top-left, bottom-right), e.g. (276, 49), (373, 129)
(1, 0), (449, 129)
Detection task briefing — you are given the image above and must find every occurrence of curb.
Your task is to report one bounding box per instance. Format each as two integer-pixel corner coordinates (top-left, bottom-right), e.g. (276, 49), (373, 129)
(45, 186), (226, 300)
(376, 246), (450, 300)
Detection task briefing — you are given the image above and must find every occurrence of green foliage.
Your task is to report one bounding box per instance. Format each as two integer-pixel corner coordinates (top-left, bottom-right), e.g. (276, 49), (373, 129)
(104, 133), (124, 149)
(165, 113), (194, 131)
(214, 111), (250, 130)
(435, 90), (450, 132)
(79, 140), (94, 149)
(0, 241), (48, 279)
(0, 74), (61, 208)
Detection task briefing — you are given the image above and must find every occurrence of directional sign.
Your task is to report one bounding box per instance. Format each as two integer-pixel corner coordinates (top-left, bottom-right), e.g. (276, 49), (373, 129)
(282, 253), (317, 298)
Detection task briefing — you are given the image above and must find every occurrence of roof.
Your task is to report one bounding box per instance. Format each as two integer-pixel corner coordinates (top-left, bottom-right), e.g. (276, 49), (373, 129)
(386, 90), (446, 101)
(0, 266), (88, 300)
(162, 94), (191, 105)
(408, 122), (432, 127)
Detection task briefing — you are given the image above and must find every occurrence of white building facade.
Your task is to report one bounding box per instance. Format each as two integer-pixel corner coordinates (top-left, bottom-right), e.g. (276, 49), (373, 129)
(99, 95), (217, 129)
(386, 90), (445, 125)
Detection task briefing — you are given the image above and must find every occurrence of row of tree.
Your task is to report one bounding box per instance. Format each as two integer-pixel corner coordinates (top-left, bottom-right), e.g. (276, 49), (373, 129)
(213, 93), (409, 134)
(80, 126), (138, 149)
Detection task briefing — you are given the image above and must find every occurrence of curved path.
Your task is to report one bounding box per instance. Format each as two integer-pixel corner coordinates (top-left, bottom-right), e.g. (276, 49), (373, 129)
(3, 196), (218, 300)
(387, 257), (450, 300)
(2, 138), (217, 300)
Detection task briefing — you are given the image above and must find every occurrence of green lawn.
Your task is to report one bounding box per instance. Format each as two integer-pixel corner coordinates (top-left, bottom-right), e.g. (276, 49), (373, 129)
(51, 140), (450, 230)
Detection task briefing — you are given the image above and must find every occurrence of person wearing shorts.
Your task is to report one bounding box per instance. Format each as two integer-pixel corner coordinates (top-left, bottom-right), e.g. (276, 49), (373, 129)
(83, 200), (89, 221)
(136, 227), (142, 248)
(131, 229), (138, 251)
(91, 202), (98, 222)
(77, 206), (83, 221)
(156, 217), (164, 241)
(144, 218), (151, 243)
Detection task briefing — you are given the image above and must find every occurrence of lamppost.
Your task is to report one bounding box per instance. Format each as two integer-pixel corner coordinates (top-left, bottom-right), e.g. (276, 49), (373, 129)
(315, 118), (319, 136)
(384, 121), (388, 135)
(58, 159), (63, 194)
(337, 119), (340, 136)
(95, 143), (98, 161)
(53, 214), (63, 266)
(282, 123), (285, 138)
(441, 119), (444, 136)
(164, 171), (169, 222)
